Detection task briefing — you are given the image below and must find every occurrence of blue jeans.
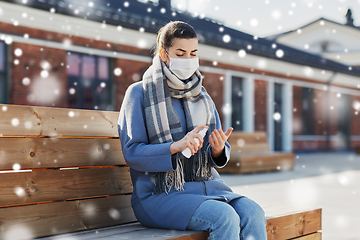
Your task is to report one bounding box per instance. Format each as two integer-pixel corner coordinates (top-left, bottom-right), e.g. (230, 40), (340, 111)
(186, 197), (267, 240)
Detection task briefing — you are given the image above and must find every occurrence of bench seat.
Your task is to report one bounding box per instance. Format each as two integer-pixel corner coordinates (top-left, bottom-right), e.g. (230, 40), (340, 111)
(356, 146), (360, 155)
(38, 208), (322, 240)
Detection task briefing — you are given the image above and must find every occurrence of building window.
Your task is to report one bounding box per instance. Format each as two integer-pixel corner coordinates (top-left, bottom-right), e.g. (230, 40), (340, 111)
(67, 53), (113, 110)
(231, 76), (243, 131)
(274, 83), (283, 151)
(302, 87), (314, 135)
(0, 41), (7, 103)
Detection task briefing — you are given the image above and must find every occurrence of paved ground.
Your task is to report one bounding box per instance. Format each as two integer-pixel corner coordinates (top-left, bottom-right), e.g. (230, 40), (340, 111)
(221, 152), (360, 240)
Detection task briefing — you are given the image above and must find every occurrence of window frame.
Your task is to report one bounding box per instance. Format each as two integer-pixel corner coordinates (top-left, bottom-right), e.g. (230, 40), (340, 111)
(66, 52), (113, 111)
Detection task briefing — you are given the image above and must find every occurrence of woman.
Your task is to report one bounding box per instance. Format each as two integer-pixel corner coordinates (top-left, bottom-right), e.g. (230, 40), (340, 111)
(118, 21), (267, 240)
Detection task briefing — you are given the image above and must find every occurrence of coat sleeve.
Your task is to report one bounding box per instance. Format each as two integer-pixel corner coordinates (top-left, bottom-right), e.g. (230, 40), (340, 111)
(207, 104), (231, 168)
(118, 83), (176, 173)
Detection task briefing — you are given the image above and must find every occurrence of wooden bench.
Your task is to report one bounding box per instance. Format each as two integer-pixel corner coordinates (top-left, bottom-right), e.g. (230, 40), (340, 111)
(0, 104), (320, 240)
(217, 131), (295, 174)
(356, 146), (360, 155)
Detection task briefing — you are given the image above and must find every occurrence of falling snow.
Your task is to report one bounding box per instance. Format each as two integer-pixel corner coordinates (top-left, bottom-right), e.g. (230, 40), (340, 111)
(273, 112), (281, 121)
(275, 49), (284, 58)
(238, 49), (246, 58)
(223, 34), (231, 43)
(114, 68), (122, 76)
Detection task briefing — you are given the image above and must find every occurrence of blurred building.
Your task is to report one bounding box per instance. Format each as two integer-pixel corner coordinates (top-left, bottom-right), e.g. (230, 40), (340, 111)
(268, 9), (360, 151)
(269, 9), (360, 67)
(0, 0), (359, 152)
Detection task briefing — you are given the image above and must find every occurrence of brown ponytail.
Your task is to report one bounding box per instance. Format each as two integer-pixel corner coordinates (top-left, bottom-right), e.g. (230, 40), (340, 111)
(152, 21), (197, 56)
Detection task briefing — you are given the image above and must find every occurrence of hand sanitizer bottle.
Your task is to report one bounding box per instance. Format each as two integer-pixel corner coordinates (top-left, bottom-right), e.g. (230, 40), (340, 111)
(182, 128), (208, 158)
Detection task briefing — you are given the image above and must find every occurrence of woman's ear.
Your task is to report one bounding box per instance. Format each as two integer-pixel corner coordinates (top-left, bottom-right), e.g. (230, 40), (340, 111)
(159, 48), (167, 62)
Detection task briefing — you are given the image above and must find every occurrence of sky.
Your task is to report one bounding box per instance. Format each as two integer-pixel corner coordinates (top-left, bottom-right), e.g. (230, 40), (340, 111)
(163, 0), (360, 37)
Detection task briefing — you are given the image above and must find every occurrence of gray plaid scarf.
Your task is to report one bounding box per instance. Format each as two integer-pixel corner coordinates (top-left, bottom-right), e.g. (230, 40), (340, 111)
(143, 55), (216, 194)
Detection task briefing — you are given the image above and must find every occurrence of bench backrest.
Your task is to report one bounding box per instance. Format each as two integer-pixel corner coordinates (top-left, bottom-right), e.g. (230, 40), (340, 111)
(227, 131), (270, 153)
(0, 104), (136, 239)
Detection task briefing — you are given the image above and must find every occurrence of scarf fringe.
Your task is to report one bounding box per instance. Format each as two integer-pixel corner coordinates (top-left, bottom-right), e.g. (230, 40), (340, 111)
(152, 151), (213, 194)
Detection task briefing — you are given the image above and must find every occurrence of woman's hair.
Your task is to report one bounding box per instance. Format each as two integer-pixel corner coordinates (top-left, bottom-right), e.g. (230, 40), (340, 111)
(153, 21), (197, 56)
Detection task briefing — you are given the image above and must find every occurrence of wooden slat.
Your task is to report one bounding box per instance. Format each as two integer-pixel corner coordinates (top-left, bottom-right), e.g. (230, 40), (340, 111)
(228, 131), (270, 153)
(0, 138), (125, 170)
(0, 104), (119, 138)
(291, 232), (322, 240)
(355, 146), (360, 154)
(38, 222), (209, 240)
(0, 167), (132, 206)
(266, 209), (322, 240)
(227, 131), (268, 144)
(230, 143), (270, 153)
(218, 153), (295, 174)
(0, 195), (136, 240)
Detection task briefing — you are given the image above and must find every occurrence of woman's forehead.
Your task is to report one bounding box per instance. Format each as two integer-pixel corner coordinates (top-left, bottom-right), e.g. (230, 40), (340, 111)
(170, 38), (198, 51)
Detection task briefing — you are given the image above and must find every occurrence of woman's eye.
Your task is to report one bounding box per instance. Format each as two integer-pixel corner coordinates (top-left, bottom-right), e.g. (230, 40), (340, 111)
(176, 54), (184, 57)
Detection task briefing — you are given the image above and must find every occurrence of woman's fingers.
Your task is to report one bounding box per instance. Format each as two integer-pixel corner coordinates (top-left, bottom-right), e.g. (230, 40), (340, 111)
(211, 130), (220, 145)
(192, 125), (208, 133)
(224, 127), (234, 138)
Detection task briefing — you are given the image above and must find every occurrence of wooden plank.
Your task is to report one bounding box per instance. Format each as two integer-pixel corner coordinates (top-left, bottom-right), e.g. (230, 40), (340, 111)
(0, 167), (132, 206)
(266, 209), (321, 240)
(0, 195), (136, 240)
(290, 232), (322, 240)
(38, 222), (209, 240)
(355, 146), (360, 155)
(227, 131), (270, 153)
(230, 143), (270, 153)
(0, 104), (119, 138)
(0, 138), (125, 170)
(228, 131), (268, 144)
(100, 228), (208, 240)
(218, 153), (295, 174)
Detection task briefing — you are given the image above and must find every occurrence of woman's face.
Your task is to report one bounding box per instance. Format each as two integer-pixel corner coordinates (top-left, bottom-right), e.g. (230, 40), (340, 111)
(160, 38), (198, 66)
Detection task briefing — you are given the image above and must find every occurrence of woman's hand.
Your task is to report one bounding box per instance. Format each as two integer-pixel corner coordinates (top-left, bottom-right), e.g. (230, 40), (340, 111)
(209, 127), (233, 158)
(170, 125), (208, 155)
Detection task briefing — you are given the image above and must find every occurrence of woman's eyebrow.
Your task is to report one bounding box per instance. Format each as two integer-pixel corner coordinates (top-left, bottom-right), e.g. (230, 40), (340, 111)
(175, 48), (198, 52)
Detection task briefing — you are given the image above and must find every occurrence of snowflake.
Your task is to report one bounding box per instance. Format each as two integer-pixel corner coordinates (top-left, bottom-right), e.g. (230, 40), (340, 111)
(13, 163), (21, 170)
(114, 68), (122, 76)
(223, 34), (231, 43)
(238, 50), (246, 58)
(22, 77), (30, 86)
(5, 36), (13, 44)
(276, 49), (284, 58)
(40, 70), (49, 78)
(273, 112), (281, 121)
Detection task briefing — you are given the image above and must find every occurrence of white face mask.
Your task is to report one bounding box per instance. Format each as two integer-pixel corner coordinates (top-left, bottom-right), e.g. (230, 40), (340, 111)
(165, 51), (199, 80)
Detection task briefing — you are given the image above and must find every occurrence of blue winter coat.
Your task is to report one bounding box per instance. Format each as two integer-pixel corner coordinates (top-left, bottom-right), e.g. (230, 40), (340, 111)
(118, 81), (242, 230)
